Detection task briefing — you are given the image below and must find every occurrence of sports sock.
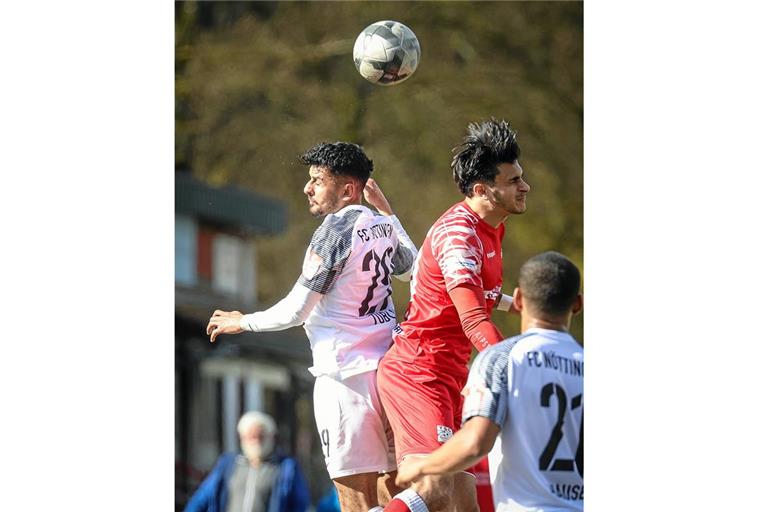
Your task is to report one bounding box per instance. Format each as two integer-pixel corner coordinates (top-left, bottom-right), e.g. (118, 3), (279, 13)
(383, 489), (429, 512)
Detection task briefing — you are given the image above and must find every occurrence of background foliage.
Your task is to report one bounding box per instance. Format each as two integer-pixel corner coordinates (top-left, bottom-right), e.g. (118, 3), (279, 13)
(176, 0), (583, 343)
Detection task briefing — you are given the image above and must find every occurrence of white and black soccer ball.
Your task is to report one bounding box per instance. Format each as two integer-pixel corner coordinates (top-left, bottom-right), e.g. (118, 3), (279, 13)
(353, 20), (420, 86)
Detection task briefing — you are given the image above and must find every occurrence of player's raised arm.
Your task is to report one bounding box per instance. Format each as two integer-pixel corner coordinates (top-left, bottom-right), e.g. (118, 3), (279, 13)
(207, 282), (323, 343)
(364, 177), (419, 281)
(363, 177), (394, 216)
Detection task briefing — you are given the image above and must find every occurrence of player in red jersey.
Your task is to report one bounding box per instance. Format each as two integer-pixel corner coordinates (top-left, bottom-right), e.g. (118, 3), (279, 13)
(378, 119), (530, 512)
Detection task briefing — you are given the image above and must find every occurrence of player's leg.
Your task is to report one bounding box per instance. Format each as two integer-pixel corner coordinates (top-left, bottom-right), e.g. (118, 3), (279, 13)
(377, 358), (460, 512)
(377, 470), (401, 505)
(333, 472), (382, 512)
(376, 383), (403, 506)
(447, 395), (480, 512)
(450, 472), (480, 512)
(314, 372), (396, 511)
(402, 467), (452, 512)
(380, 466), (474, 512)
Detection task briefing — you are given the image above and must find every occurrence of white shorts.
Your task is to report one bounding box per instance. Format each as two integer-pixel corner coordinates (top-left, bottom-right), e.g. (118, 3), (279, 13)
(313, 370), (396, 479)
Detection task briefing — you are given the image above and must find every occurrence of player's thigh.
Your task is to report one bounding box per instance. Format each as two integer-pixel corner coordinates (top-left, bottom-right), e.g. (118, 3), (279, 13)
(377, 364), (459, 461)
(407, 472), (454, 512)
(313, 372), (395, 479)
(450, 471), (480, 512)
(377, 470), (402, 506)
(405, 471), (478, 512)
(333, 472), (380, 512)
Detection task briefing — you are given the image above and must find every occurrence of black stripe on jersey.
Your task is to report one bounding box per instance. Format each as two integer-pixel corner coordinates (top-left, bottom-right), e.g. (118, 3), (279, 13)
(298, 209), (362, 295)
(462, 332), (538, 426)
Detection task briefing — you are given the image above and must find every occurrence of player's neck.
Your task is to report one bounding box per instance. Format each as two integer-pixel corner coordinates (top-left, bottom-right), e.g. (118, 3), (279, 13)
(330, 197), (363, 214)
(463, 197), (508, 228)
(522, 315), (570, 333)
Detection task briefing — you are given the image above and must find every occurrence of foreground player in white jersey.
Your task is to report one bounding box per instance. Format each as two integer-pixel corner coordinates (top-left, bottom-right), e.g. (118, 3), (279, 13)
(207, 142), (419, 512)
(395, 251), (583, 511)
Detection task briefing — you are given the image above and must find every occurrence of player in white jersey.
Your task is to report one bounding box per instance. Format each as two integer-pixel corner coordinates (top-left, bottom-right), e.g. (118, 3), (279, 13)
(206, 142), (419, 512)
(395, 251), (583, 512)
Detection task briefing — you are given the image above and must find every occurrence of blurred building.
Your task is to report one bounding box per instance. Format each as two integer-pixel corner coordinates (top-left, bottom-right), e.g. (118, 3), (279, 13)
(175, 171), (330, 508)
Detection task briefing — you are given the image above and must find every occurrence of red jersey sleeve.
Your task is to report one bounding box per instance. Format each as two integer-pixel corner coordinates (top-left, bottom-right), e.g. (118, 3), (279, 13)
(431, 215), (484, 292)
(448, 284), (504, 351)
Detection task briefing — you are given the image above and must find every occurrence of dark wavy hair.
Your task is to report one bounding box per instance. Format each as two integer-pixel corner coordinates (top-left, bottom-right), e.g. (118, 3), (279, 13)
(519, 251), (581, 316)
(451, 119), (520, 197)
(298, 142), (373, 185)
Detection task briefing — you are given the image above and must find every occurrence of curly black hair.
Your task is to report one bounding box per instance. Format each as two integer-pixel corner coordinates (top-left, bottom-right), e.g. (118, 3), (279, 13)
(298, 142), (373, 184)
(451, 119), (520, 197)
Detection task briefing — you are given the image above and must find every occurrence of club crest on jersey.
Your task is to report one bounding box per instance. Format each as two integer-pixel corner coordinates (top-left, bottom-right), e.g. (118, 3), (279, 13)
(436, 425), (453, 443)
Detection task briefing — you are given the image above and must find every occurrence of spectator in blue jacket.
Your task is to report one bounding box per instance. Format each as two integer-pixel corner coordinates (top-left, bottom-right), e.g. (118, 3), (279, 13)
(185, 411), (310, 512)
(316, 487), (341, 512)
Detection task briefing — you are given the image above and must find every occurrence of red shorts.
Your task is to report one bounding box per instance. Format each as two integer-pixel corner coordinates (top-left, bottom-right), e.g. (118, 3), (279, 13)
(377, 350), (465, 462)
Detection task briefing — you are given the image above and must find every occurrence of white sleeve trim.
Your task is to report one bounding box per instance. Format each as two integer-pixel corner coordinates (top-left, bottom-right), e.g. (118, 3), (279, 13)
(497, 293), (514, 312)
(239, 281), (322, 332)
(390, 214), (419, 282)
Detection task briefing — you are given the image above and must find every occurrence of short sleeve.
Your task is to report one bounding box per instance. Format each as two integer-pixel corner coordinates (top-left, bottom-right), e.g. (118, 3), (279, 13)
(431, 217), (483, 291)
(392, 244), (414, 276)
(462, 343), (511, 428)
(298, 210), (360, 294)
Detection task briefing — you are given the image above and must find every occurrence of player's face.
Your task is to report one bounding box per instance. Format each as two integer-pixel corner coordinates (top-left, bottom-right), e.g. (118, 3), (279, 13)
(488, 161), (530, 215)
(304, 165), (344, 217)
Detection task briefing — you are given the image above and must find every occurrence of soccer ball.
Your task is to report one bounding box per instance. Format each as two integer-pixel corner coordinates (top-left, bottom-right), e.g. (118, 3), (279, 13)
(353, 20), (421, 86)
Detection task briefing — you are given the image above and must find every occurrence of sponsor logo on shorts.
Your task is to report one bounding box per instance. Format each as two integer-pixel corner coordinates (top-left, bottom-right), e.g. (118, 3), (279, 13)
(437, 425), (453, 443)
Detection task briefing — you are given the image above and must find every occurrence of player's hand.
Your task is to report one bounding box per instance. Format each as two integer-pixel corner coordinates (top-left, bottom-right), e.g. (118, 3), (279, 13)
(394, 456), (425, 487)
(364, 178), (393, 216)
(207, 310), (245, 343)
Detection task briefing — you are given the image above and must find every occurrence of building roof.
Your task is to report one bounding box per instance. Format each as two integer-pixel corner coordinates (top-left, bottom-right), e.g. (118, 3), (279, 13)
(175, 172), (286, 234)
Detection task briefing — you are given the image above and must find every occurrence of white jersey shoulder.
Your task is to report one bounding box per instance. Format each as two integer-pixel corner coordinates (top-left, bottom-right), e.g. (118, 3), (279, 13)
(464, 328), (584, 511)
(299, 205), (412, 379)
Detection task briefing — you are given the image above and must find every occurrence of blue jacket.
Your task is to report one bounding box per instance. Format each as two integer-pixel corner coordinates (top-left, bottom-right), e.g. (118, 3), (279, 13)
(184, 452), (310, 512)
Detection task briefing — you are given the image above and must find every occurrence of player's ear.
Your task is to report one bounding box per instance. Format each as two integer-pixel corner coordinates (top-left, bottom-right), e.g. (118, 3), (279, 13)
(472, 182), (487, 199)
(571, 293), (583, 315)
(512, 287), (523, 312)
(342, 180), (356, 199)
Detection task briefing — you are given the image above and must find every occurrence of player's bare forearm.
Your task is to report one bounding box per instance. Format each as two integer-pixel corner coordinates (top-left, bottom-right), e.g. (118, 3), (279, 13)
(395, 417), (500, 486)
(364, 178), (393, 215)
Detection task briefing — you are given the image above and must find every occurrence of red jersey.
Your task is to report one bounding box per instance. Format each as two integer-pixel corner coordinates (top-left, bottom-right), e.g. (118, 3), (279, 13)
(390, 201), (504, 382)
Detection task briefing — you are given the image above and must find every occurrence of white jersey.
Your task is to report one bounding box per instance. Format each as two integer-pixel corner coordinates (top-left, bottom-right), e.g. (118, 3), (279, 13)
(463, 328), (584, 511)
(298, 204), (416, 379)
